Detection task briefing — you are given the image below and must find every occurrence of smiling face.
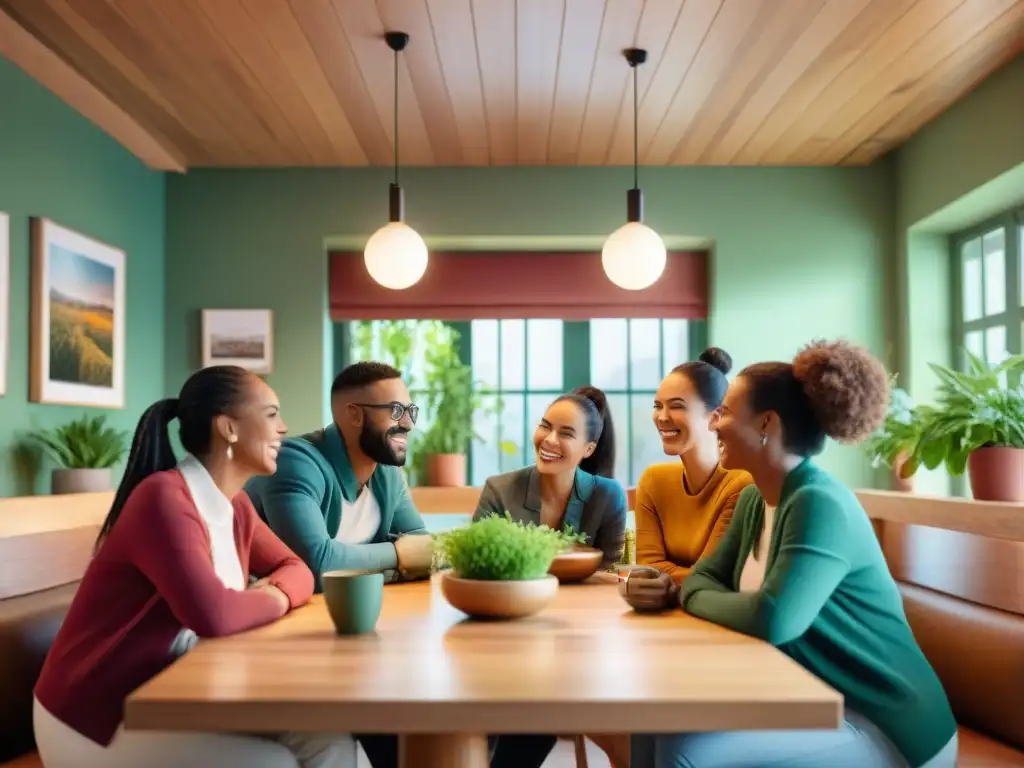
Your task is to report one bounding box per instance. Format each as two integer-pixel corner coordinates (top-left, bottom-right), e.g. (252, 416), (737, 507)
(352, 377), (416, 467)
(712, 376), (767, 472)
(652, 371), (716, 457)
(533, 399), (595, 475)
(216, 375), (288, 475)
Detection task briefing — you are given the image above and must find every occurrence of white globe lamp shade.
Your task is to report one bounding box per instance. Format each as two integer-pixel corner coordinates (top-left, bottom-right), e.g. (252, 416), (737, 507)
(601, 221), (667, 290)
(364, 222), (428, 290)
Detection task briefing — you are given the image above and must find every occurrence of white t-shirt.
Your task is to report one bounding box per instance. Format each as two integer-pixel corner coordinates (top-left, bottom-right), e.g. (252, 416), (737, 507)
(738, 504), (776, 592)
(335, 485), (382, 545)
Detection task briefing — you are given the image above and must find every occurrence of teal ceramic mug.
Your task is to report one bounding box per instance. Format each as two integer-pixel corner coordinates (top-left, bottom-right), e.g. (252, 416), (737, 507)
(322, 569), (385, 635)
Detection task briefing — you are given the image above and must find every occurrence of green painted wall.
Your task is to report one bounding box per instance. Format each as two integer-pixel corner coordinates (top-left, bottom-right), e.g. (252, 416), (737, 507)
(893, 55), (1024, 495)
(166, 164), (894, 489)
(0, 58), (165, 496)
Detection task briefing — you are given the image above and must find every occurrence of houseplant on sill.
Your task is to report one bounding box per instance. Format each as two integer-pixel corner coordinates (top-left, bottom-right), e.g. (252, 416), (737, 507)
(26, 414), (129, 494)
(903, 352), (1024, 502)
(862, 378), (922, 492)
(416, 323), (481, 487)
(433, 515), (582, 619)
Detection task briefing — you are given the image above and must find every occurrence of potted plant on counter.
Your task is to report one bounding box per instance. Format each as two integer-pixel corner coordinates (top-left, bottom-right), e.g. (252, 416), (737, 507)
(416, 323), (494, 487)
(26, 414), (129, 494)
(433, 515), (582, 619)
(862, 379), (922, 492)
(902, 352), (1024, 502)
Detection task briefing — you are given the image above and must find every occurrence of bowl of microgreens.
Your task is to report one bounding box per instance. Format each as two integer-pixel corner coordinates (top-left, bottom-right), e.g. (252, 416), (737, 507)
(433, 514), (578, 619)
(547, 526), (602, 583)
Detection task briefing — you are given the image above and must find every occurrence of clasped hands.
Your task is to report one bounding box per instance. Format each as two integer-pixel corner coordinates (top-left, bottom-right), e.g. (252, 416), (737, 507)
(621, 567), (679, 612)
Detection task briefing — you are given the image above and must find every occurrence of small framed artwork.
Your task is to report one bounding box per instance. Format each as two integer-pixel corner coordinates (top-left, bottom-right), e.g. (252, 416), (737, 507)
(30, 218), (126, 408)
(201, 309), (274, 374)
(0, 212), (8, 397)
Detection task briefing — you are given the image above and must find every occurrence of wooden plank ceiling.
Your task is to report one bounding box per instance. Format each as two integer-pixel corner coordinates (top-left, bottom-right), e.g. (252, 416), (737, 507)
(0, 0), (1021, 170)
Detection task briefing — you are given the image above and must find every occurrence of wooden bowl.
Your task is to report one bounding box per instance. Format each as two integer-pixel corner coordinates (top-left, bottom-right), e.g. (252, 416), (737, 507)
(440, 573), (559, 619)
(548, 546), (604, 583)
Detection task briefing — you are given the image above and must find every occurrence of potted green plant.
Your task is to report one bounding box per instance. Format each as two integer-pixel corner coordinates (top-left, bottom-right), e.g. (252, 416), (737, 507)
(417, 324), (481, 487)
(862, 379), (922, 492)
(26, 414), (129, 494)
(433, 515), (582, 619)
(902, 352), (1024, 501)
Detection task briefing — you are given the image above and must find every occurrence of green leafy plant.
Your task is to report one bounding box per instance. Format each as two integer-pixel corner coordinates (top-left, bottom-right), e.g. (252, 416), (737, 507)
(417, 323), (478, 456)
(26, 415), (129, 469)
(433, 514), (583, 581)
(862, 378), (923, 469)
(903, 351), (1024, 477)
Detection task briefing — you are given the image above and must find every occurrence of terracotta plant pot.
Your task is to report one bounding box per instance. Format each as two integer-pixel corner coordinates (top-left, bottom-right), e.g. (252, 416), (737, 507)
(440, 573), (558, 619)
(548, 546), (603, 583)
(425, 453), (466, 487)
(967, 446), (1024, 502)
(52, 468), (112, 495)
(891, 451), (914, 493)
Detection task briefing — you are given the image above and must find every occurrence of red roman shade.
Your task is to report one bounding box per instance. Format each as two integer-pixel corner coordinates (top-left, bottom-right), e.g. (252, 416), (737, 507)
(329, 251), (708, 320)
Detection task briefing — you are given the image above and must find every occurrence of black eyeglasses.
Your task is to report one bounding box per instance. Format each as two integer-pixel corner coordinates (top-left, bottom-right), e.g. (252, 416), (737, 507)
(354, 401), (419, 424)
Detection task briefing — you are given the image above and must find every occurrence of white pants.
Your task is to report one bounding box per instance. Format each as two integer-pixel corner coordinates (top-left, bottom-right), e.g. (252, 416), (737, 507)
(33, 696), (358, 768)
(630, 709), (959, 768)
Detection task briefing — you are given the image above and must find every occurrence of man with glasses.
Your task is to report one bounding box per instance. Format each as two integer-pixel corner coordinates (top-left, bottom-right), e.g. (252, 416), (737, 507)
(246, 361), (434, 593)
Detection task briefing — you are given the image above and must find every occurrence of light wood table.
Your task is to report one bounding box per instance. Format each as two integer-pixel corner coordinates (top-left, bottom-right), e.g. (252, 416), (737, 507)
(126, 576), (842, 768)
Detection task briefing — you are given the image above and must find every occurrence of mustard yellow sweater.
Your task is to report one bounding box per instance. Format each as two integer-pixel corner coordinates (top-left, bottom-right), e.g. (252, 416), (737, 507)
(634, 462), (752, 584)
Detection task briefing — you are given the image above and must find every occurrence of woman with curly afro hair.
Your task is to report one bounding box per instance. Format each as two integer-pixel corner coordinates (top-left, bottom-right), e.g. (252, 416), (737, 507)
(631, 340), (957, 768)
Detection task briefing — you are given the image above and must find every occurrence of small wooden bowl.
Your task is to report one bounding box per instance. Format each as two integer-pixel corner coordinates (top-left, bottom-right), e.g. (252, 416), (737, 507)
(548, 546), (603, 583)
(440, 573), (559, 619)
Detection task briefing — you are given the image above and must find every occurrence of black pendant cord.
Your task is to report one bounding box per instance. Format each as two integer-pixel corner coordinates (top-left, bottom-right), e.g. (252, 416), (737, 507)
(632, 58), (638, 191)
(384, 32), (409, 223)
(393, 43), (399, 188)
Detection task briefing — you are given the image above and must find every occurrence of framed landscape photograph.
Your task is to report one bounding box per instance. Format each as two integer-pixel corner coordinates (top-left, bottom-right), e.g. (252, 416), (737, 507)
(0, 212), (8, 397)
(201, 309), (274, 374)
(30, 218), (126, 408)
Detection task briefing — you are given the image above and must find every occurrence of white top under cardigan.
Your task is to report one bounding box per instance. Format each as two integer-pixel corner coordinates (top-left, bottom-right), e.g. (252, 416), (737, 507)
(738, 504), (776, 592)
(170, 454), (246, 656)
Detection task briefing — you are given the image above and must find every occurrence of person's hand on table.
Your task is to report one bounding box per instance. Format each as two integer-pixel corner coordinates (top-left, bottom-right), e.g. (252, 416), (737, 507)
(622, 567), (678, 612)
(394, 533), (434, 577)
(249, 578), (291, 616)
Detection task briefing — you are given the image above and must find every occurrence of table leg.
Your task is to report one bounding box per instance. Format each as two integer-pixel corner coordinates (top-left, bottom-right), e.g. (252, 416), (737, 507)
(399, 734), (489, 768)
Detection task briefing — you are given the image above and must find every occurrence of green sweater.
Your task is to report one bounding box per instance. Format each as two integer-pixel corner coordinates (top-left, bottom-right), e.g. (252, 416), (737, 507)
(245, 425), (428, 591)
(679, 460), (956, 768)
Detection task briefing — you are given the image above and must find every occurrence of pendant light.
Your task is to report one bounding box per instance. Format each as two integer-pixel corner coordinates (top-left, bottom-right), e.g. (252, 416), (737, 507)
(602, 48), (666, 291)
(364, 32), (428, 290)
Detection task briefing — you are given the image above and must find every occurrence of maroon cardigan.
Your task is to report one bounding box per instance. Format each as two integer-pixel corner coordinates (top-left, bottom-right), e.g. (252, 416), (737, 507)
(34, 469), (314, 746)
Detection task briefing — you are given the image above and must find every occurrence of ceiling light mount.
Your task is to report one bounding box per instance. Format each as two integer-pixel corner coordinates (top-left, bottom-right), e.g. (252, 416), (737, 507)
(385, 31), (409, 53)
(624, 47), (647, 68)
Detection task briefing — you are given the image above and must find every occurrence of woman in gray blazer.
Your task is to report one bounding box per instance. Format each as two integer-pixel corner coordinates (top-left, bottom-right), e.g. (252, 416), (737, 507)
(473, 386), (628, 768)
(473, 386), (627, 567)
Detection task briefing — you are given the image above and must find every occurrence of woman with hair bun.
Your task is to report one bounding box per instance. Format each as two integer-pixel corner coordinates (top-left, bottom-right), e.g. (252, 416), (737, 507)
(474, 385), (627, 768)
(632, 340), (957, 768)
(33, 366), (359, 767)
(633, 347), (752, 586)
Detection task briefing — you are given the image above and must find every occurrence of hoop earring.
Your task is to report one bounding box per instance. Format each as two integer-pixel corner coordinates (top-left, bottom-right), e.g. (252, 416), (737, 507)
(759, 433), (768, 447)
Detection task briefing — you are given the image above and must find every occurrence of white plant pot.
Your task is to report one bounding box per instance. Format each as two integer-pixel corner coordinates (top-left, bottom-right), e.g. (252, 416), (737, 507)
(52, 468), (113, 495)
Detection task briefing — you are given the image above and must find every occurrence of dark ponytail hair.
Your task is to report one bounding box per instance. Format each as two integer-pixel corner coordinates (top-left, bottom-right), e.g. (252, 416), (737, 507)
(551, 385), (616, 479)
(96, 365), (253, 547)
(670, 346), (733, 410)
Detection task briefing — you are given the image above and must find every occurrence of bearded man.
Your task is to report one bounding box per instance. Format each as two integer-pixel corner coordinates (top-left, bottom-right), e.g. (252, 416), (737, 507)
(246, 361), (433, 592)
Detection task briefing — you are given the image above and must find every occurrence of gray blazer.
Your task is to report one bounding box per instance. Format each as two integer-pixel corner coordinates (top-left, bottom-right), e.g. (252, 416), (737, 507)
(472, 466), (627, 568)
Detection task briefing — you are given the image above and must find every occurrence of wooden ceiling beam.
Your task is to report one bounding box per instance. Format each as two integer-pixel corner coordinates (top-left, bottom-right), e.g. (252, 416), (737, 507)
(0, 5), (187, 173)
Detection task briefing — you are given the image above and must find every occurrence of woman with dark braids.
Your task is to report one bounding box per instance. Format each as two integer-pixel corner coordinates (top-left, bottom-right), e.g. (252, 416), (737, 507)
(33, 366), (357, 767)
(631, 341), (957, 768)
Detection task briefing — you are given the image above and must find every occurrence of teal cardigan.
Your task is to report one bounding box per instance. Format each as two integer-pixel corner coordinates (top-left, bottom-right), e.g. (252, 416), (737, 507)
(680, 460), (956, 768)
(245, 425), (428, 590)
